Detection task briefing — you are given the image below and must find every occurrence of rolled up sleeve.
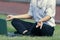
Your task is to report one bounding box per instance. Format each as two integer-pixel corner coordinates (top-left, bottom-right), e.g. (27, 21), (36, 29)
(46, 0), (56, 17)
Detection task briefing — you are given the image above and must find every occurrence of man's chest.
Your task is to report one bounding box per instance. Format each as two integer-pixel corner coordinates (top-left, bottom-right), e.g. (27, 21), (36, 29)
(31, 0), (48, 7)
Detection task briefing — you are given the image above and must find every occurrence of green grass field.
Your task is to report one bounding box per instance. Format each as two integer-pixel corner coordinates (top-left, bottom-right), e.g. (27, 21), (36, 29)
(0, 14), (60, 40)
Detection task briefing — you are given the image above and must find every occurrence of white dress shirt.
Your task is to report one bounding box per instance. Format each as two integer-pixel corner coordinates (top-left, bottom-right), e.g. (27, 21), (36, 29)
(28, 0), (56, 27)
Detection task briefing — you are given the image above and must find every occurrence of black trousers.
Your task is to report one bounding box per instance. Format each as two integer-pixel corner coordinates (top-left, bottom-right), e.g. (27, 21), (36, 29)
(11, 18), (55, 36)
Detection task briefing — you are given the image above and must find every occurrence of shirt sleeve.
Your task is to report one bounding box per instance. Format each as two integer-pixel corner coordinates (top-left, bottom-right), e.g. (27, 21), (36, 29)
(46, 0), (56, 17)
(28, 2), (33, 16)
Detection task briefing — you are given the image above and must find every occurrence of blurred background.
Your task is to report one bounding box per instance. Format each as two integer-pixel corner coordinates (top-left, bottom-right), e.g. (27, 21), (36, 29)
(0, 0), (60, 24)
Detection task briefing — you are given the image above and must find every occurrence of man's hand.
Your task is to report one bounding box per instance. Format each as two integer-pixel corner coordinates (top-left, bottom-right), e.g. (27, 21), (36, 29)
(36, 21), (43, 29)
(6, 15), (14, 21)
(36, 16), (51, 29)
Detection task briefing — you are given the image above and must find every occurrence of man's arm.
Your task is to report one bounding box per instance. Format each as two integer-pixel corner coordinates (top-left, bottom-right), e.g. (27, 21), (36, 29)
(13, 13), (32, 19)
(6, 13), (32, 20)
(39, 15), (51, 22)
(36, 15), (51, 28)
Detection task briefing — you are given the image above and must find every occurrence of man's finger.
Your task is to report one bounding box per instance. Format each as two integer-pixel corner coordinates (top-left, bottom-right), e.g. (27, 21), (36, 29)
(36, 25), (38, 28)
(36, 24), (40, 28)
(40, 22), (43, 29)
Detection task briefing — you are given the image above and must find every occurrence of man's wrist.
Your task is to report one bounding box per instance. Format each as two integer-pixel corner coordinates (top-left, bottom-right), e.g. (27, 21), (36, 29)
(13, 16), (18, 19)
(38, 20), (43, 23)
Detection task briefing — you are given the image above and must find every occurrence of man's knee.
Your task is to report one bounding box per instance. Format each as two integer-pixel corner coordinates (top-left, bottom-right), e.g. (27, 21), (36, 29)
(11, 18), (23, 25)
(11, 18), (19, 25)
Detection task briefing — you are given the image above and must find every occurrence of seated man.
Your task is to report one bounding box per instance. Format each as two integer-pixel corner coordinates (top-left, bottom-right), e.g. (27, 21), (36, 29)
(6, 0), (56, 36)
